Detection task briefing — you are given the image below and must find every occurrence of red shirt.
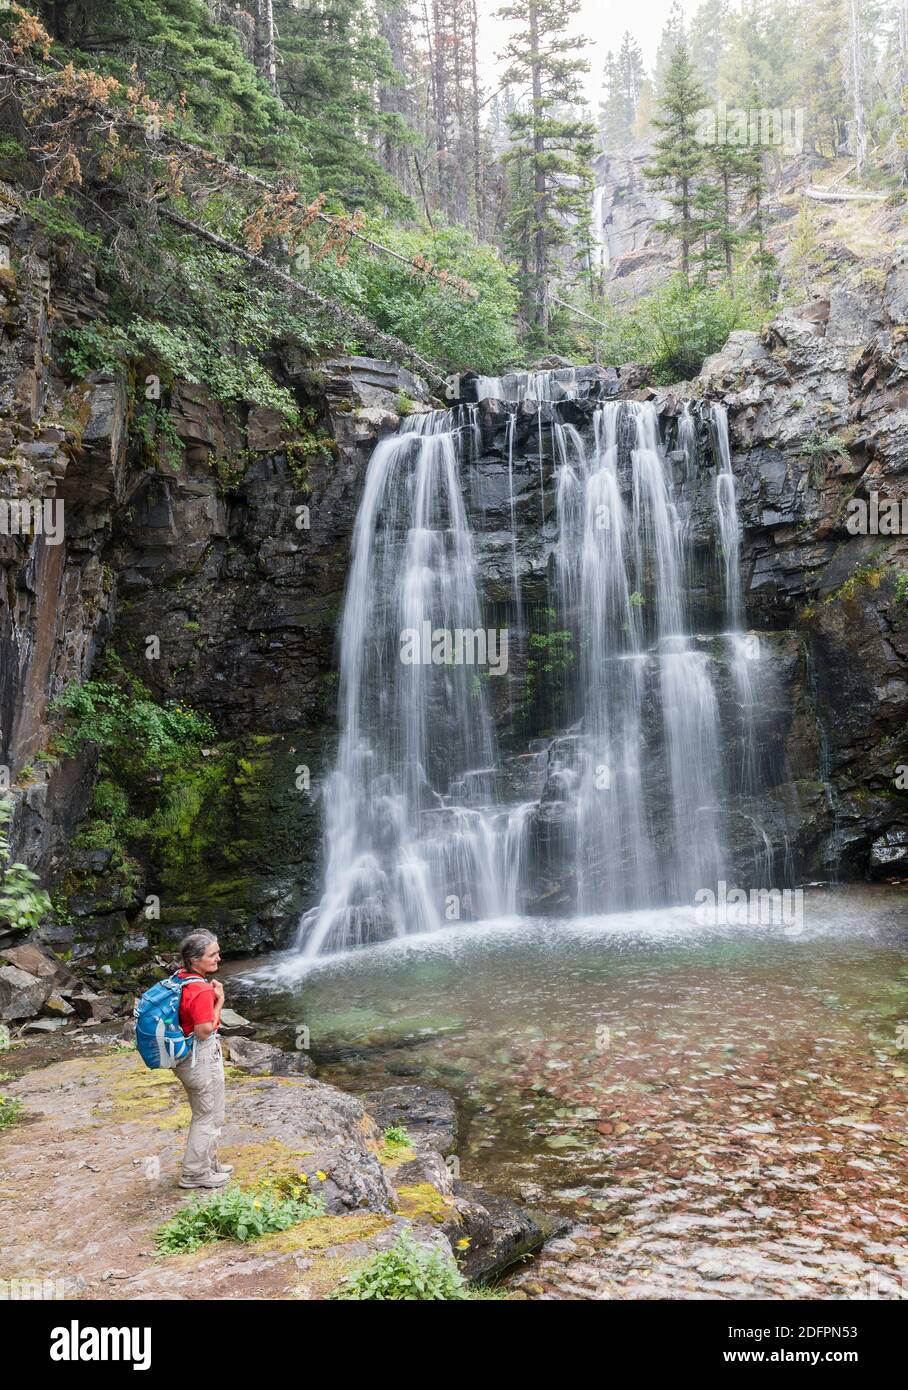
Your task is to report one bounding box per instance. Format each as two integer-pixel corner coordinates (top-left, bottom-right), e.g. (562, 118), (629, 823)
(176, 970), (217, 1037)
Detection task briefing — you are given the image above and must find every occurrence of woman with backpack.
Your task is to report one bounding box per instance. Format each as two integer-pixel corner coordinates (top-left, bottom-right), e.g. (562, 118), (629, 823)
(171, 929), (233, 1189)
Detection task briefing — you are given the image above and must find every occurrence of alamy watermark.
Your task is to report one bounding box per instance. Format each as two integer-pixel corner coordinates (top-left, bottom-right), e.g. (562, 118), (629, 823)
(0, 497), (64, 545)
(845, 492), (908, 535)
(0, 1275), (65, 1300)
(694, 880), (804, 935)
(695, 102), (804, 157)
(399, 622), (509, 676)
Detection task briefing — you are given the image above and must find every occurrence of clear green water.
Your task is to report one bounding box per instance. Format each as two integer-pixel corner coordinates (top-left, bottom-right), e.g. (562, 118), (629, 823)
(229, 885), (908, 1299)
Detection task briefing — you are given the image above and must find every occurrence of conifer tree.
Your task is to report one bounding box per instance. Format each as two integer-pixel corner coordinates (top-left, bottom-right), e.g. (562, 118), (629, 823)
(600, 31), (645, 149)
(498, 0), (596, 336)
(645, 39), (708, 280)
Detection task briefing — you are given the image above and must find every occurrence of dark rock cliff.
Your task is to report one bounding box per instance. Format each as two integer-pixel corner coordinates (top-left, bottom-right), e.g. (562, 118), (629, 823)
(2, 181), (908, 985)
(697, 262), (908, 880)
(0, 186), (431, 976)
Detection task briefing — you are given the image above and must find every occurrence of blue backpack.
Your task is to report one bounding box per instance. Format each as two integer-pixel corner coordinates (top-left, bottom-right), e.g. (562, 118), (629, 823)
(134, 972), (204, 1069)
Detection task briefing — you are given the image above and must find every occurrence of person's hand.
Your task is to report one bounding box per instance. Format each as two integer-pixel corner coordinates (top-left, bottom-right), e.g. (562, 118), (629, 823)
(212, 980), (225, 1005)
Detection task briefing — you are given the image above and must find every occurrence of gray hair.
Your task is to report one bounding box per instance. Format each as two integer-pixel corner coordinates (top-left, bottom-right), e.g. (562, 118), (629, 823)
(179, 929), (218, 971)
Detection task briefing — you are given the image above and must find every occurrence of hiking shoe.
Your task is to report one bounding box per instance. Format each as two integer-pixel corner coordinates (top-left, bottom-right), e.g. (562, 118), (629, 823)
(212, 1164), (234, 1176)
(178, 1170), (231, 1189)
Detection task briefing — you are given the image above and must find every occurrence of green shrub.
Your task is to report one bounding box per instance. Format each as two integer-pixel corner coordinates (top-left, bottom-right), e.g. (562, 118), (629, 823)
(383, 1124), (410, 1148)
(520, 613), (574, 735)
(566, 271), (772, 381)
(0, 1095), (23, 1130)
(155, 1184), (323, 1255)
(330, 1230), (476, 1301)
(802, 431), (849, 461)
(25, 196), (102, 255)
(57, 322), (131, 379)
(51, 656), (216, 784)
(0, 800), (51, 936)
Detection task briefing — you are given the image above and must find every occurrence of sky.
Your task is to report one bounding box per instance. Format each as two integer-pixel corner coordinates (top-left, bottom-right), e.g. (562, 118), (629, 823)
(477, 0), (706, 106)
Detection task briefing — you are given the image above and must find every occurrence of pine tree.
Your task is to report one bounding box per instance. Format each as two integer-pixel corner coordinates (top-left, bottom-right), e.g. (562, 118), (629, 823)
(255, 0), (278, 96)
(654, 1), (688, 96)
(600, 31), (645, 149)
(688, 0), (730, 93)
(702, 138), (757, 280)
(600, 50), (624, 147)
(645, 39), (708, 280)
(275, 0), (405, 208)
(787, 0), (845, 155)
(848, 0), (868, 170)
(498, 0), (596, 336)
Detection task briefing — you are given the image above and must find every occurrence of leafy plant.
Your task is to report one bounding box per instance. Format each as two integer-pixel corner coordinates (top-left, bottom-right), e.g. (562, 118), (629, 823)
(25, 196), (102, 255)
(519, 612), (574, 735)
(381, 1124), (413, 1159)
(564, 271), (772, 382)
(802, 432), (849, 462)
(57, 322), (130, 379)
(0, 1095), (23, 1131)
(51, 655), (216, 784)
(0, 799), (51, 935)
(330, 1230), (475, 1301)
(253, 1168), (319, 1202)
(155, 1183), (323, 1255)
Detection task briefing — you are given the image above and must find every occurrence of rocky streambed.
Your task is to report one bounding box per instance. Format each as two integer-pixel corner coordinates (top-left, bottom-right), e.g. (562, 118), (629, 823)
(230, 884), (908, 1301)
(0, 952), (548, 1301)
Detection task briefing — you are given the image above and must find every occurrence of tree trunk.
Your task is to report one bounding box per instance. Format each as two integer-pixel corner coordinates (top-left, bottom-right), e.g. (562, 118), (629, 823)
(849, 0), (866, 173)
(255, 0), (279, 98)
(680, 176), (690, 281)
(530, 1), (547, 334)
(469, 0), (484, 238)
(431, 0), (449, 213)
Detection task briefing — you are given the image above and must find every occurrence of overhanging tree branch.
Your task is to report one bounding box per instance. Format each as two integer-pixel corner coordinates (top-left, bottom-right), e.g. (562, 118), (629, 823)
(156, 207), (447, 389)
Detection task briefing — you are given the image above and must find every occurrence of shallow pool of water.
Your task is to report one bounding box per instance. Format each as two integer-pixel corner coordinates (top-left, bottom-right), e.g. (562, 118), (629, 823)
(230, 885), (908, 1299)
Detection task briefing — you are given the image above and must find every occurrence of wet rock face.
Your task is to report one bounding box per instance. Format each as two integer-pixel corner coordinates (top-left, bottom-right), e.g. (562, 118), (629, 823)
(448, 1179), (544, 1283)
(4, 174), (908, 968)
(0, 201), (121, 877)
(697, 264), (908, 879)
(0, 184), (426, 959)
(107, 364), (415, 739)
(228, 1077), (398, 1216)
(590, 145), (674, 303)
(359, 1084), (458, 1156)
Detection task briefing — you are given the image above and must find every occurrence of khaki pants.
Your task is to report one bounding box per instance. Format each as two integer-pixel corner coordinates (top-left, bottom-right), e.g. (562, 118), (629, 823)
(174, 1034), (225, 1180)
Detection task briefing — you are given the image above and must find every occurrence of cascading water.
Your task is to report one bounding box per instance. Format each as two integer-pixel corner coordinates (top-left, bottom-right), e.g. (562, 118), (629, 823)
(711, 402), (761, 797)
(299, 408), (504, 957)
(558, 400), (723, 909)
(299, 375), (771, 956)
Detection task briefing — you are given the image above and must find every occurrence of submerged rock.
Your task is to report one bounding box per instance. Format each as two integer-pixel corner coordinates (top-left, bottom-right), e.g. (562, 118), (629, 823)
(360, 1083), (458, 1156)
(225, 1035), (314, 1076)
(218, 1008), (255, 1037)
(448, 1180), (545, 1283)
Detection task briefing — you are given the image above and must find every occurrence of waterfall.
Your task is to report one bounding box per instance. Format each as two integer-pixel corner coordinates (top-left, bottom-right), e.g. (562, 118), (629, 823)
(713, 404), (744, 630)
(562, 401), (723, 908)
(298, 407), (502, 957)
(711, 403), (761, 797)
(590, 186), (608, 271)
(299, 379), (761, 956)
